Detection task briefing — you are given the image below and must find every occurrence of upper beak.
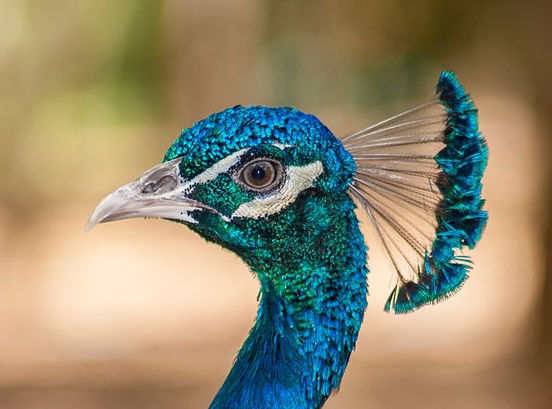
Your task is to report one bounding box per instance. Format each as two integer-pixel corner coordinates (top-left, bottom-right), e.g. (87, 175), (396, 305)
(86, 158), (203, 232)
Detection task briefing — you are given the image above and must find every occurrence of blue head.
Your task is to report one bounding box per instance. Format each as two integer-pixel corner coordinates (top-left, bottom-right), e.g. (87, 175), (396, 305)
(87, 105), (369, 408)
(162, 107), (361, 291)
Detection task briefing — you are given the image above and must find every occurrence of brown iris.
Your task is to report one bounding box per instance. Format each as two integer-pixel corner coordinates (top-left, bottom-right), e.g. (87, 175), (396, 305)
(239, 158), (283, 192)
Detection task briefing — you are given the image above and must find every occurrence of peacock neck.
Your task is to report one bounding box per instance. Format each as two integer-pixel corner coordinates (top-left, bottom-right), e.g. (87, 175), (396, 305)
(210, 194), (368, 409)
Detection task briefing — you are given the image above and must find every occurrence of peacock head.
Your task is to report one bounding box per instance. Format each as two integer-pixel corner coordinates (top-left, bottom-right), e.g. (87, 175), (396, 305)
(85, 72), (487, 407)
(87, 106), (357, 265)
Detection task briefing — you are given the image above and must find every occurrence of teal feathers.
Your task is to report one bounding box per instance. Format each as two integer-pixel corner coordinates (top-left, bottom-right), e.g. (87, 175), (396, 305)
(87, 71), (487, 408)
(387, 72), (487, 312)
(344, 71), (487, 313)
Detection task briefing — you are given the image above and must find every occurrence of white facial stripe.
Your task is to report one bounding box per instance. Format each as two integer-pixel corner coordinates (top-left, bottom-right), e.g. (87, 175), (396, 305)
(183, 148), (248, 191)
(231, 161), (324, 219)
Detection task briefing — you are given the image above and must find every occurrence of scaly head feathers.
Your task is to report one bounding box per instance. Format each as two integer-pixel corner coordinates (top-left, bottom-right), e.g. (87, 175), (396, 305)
(161, 106), (356, 256)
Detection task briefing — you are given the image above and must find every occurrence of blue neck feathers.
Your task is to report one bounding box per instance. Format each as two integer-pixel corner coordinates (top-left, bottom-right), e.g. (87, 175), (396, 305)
(209, 192), (368, 409)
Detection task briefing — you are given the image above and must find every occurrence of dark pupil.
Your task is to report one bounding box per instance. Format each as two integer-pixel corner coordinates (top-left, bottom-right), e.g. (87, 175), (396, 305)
(251, 167), (266, 181)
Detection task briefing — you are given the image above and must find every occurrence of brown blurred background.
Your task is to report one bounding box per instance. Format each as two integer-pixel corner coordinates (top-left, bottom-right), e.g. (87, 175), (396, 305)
(1, 0), (551, 408)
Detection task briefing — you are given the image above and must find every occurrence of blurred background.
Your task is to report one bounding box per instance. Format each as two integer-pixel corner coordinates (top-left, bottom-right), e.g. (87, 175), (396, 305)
(1, 0), (551, 408)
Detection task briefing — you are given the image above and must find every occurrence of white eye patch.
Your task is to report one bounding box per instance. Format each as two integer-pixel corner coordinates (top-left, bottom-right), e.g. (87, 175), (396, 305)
(231, 161), (324, 219)
(182, 148), (248, 192)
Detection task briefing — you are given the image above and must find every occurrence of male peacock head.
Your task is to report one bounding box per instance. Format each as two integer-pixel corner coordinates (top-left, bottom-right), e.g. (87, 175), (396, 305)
(87, 106), (357, 271)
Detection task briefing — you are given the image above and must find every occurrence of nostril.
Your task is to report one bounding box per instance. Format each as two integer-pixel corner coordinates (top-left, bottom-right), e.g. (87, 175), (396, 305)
(142, 182), (156, 194)
(141, 175), (177, 194)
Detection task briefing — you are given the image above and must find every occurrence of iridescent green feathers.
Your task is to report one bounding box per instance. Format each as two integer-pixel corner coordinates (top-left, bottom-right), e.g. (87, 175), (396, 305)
(344, 71), (487, 313)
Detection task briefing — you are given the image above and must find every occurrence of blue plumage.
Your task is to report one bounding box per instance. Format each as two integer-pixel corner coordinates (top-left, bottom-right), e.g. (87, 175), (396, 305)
(87, 71), (487, 408)
(163, 107), (367, 408)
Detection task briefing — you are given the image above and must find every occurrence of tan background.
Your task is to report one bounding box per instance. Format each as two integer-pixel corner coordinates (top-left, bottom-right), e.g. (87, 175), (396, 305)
(0, 1), (550, 408)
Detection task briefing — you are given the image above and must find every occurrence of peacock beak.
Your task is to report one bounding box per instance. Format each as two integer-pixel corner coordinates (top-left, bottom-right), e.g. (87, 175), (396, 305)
(86, 158), (204, 232)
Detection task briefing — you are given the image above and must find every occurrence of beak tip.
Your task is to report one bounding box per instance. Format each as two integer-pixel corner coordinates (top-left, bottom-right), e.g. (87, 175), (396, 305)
(85, 209), (103, 233)
(84, 220), (95, 233)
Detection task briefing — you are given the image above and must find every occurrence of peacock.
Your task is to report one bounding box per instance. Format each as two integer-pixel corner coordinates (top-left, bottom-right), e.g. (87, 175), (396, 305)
(87, 71), (487, 408)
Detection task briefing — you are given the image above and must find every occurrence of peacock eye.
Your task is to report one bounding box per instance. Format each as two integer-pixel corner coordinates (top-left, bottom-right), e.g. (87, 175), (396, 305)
(238, 158), (284, 193)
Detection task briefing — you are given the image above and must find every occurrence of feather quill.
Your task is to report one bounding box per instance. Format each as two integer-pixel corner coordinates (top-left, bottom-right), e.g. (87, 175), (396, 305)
(345, 71), (488, 313)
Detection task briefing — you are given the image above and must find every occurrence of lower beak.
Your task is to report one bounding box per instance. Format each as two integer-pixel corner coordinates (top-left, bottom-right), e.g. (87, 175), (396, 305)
(86, 158), (202, 232)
